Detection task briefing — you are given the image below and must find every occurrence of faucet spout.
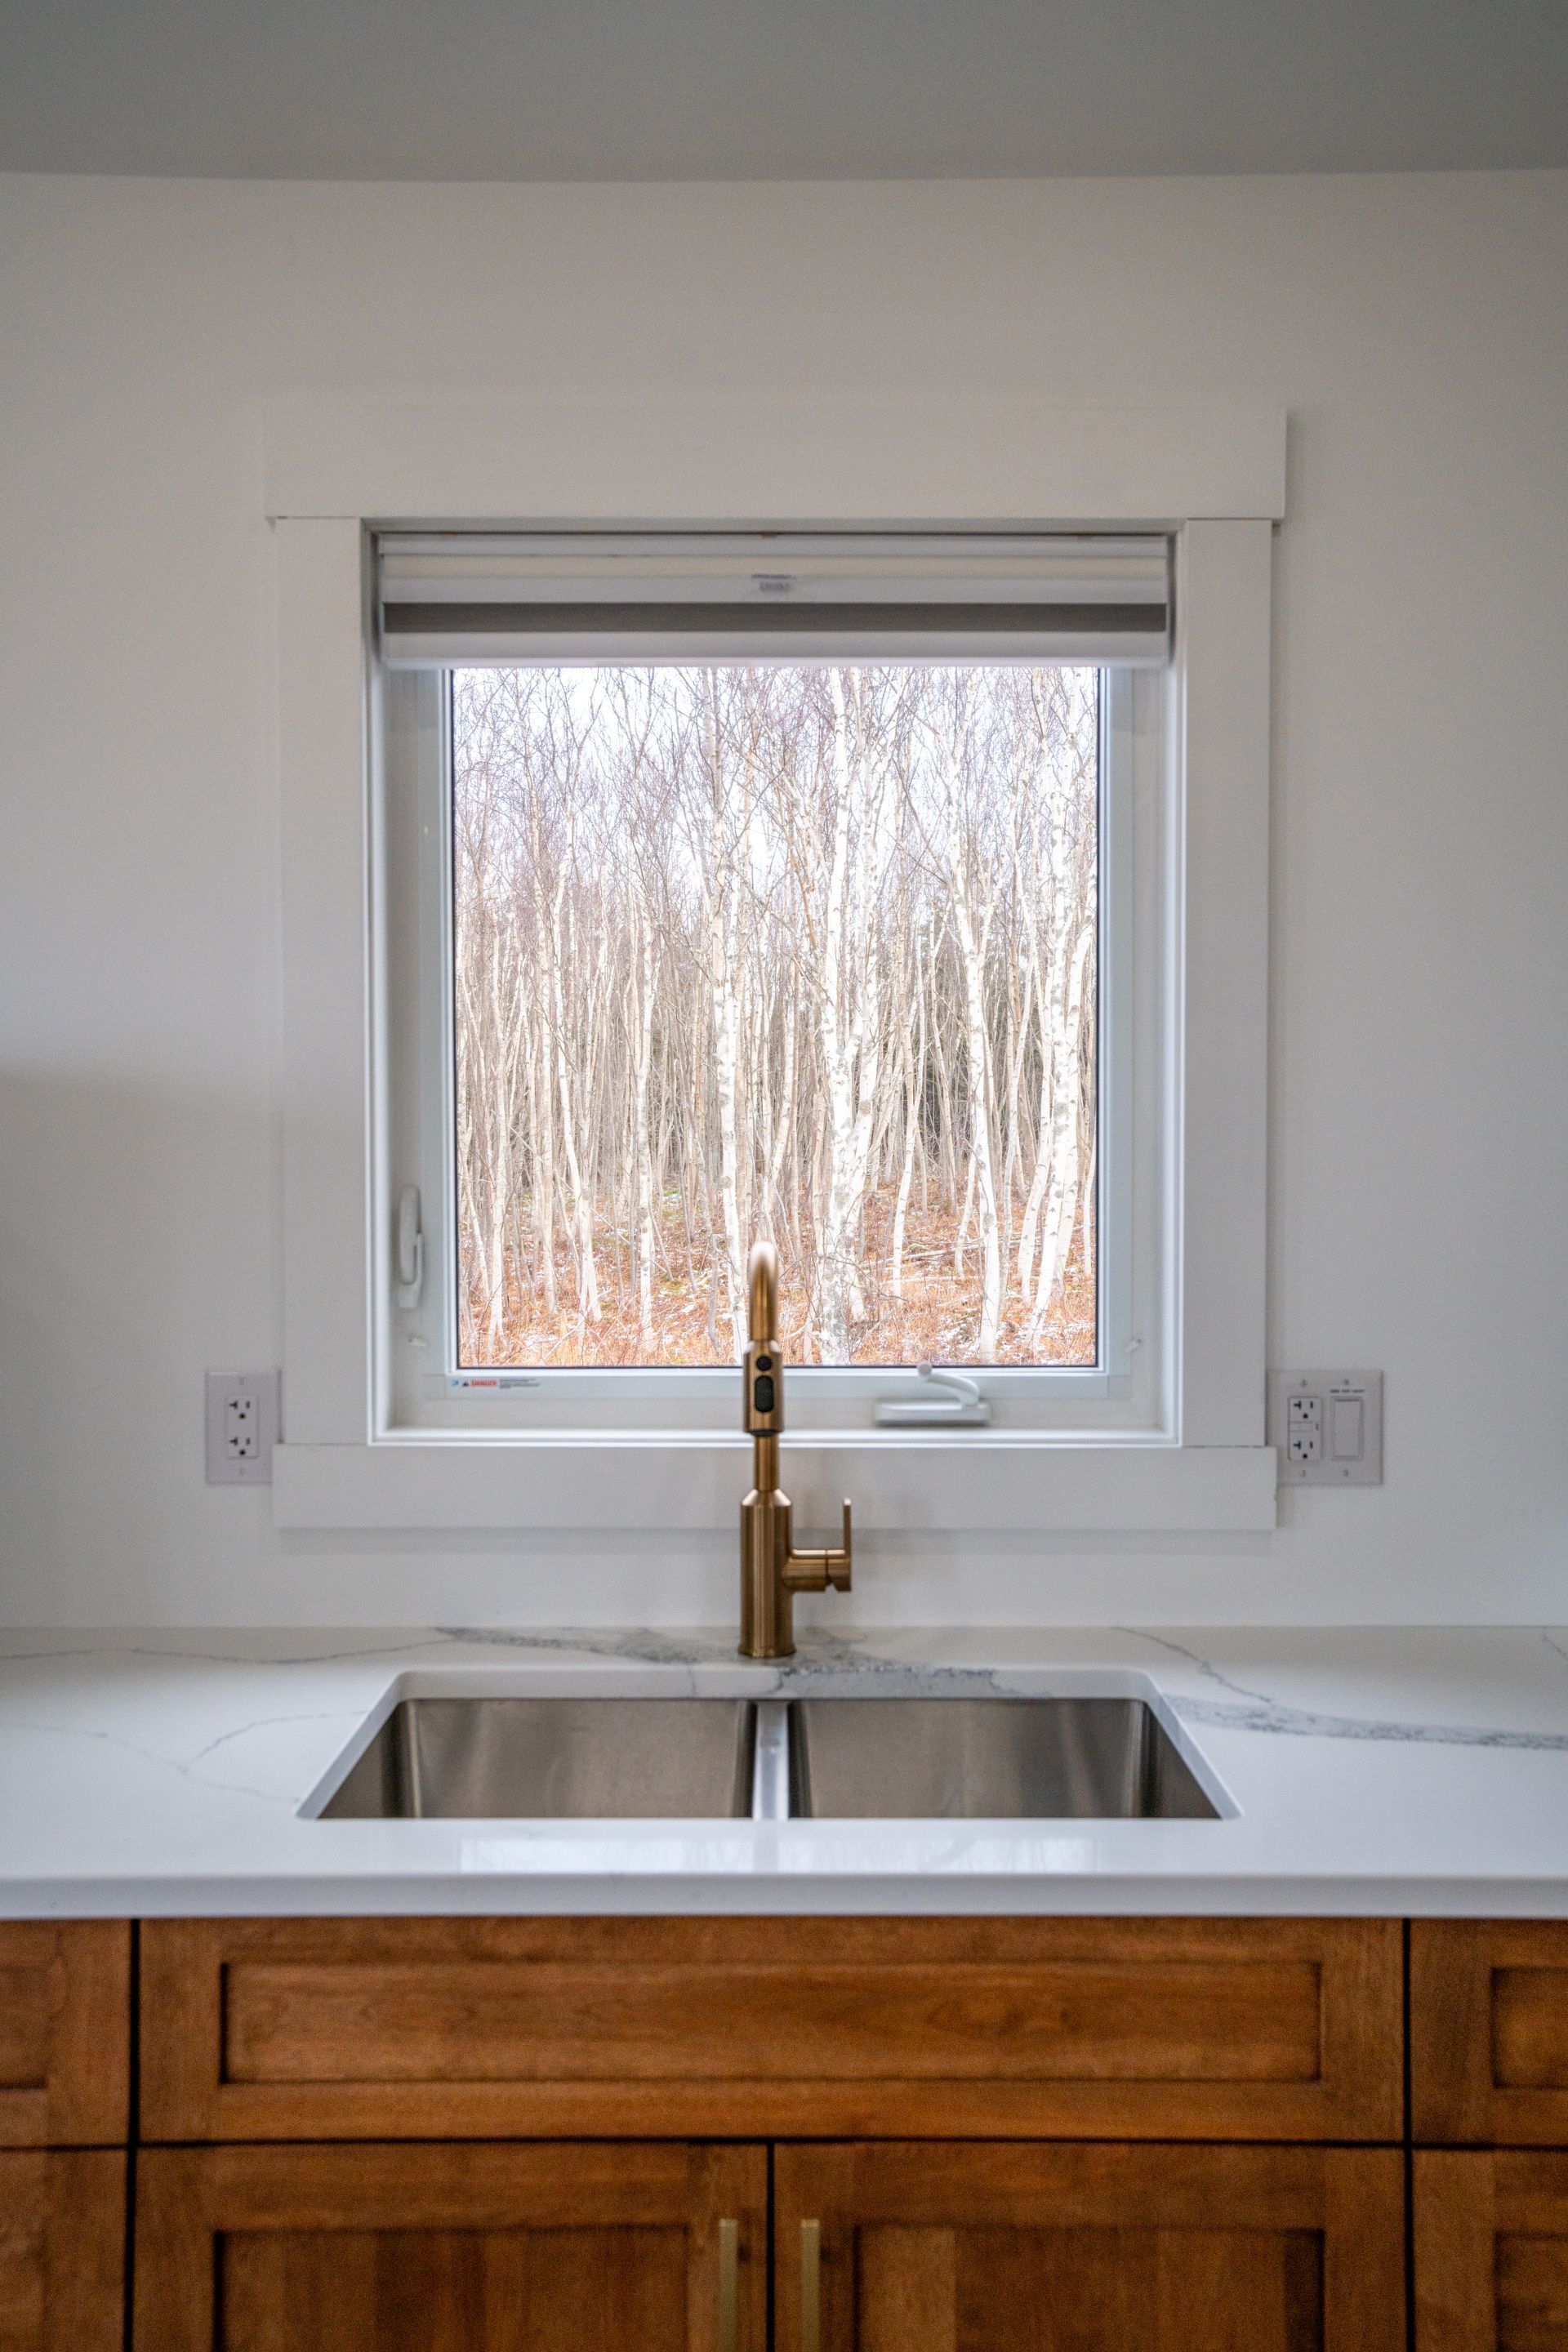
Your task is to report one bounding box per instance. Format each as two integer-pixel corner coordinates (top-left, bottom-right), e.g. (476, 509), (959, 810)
(737, 1239), (853, 1659)
(747, 1241), (778, 1345)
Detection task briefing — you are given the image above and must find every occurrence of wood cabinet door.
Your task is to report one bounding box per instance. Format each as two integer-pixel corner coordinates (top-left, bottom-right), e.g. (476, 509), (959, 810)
(0, 1923), (129, 2147)
(774, 2141), (1405, 2351)
(135, 2140), (766, 2351)
(1415, 2150), (1568, 2350)
(0, 2151), (124, 2350)
(1413, 1922), (1568, 2145)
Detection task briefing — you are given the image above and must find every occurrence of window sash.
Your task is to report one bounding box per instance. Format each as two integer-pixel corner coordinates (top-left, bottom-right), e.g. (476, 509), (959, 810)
(381, 660), (1160, 1438)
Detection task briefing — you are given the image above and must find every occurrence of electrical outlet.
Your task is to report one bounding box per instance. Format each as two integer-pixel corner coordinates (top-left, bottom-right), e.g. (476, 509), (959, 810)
(205, 1370), (279, 1486)
(1287, 1393), (1322, 1464)
(1267, 1371), (1383, 1486)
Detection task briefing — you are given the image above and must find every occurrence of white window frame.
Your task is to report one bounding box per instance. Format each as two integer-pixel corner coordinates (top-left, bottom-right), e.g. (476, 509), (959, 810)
(381, 654), (1145, 1437)
(267, 396), (1281, 1535)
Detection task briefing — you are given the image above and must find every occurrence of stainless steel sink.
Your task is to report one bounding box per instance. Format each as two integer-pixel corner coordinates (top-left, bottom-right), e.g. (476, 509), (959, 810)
(314, 1692), (1216, 1821)
(319, 1696), (756, 1820)
(789, 1696), (1216, 1820)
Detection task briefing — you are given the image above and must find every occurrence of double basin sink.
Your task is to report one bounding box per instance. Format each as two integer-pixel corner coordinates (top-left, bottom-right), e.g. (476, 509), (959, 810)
(318, 1694), (1217, 1822)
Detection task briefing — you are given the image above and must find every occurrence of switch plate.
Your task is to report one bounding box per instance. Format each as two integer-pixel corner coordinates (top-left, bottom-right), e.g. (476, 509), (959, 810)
(1267, 1370), (1383, 1485)
(205, 1370), (280, 1486)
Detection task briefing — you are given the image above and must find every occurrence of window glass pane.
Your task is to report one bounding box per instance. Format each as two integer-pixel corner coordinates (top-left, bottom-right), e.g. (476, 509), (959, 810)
(452, 665), (1098, 1370)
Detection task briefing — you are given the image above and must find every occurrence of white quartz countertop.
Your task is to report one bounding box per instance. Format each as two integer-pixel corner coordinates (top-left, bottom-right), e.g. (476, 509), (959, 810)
(6, 1624), (1568, 1918)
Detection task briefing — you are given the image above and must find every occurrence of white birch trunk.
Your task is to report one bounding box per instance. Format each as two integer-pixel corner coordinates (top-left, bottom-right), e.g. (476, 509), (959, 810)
(890, 920), (928, 1298)
(942, 744), (1004, 1357)
(889, 1024), (918, 1303)
(550, 870), (599, 1327)
(700, 679), (748, 1361)
(528, 814), (558, 1322)
(1014, 737), (1077, 1311)
(1026, 922), (1094, 1348)
(813, 670), (888, 1360)
(766, 987), (795, 1237)
(710, 895), (746, 1358)
(631, 891), (657, 1343)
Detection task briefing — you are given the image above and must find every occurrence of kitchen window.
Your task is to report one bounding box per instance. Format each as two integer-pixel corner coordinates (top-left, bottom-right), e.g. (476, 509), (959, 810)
(265, 394), (1278, 1531)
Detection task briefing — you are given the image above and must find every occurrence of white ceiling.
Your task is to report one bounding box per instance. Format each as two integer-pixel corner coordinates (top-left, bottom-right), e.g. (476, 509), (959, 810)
(1, 0), (1565, 180)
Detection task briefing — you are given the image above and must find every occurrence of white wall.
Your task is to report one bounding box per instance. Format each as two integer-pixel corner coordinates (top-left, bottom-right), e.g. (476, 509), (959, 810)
(1, 171), (1564, 1628)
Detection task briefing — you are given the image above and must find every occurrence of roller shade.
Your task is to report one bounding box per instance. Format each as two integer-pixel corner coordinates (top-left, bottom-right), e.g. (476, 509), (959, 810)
(377, 532), (1172, 666)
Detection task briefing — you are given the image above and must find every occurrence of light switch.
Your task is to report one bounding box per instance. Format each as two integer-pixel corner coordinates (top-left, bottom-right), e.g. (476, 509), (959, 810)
(1267, 1371), (1383, 1485)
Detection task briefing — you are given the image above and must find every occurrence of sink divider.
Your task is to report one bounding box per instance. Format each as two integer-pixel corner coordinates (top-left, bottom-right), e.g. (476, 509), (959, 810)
(751, 1701), (791, 1822)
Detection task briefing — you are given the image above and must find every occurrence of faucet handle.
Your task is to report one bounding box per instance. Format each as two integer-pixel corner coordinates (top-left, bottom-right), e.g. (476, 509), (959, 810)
(784, 1500), (853, 1597)
(828, 1499), (853, 1591)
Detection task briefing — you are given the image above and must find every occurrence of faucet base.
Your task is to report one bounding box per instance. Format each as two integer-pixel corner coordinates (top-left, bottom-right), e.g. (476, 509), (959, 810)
(738, 1486), (797, 1660)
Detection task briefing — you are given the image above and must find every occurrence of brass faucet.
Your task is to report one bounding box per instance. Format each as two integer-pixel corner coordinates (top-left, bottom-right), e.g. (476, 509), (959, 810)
(738, 1241), (853, 1659)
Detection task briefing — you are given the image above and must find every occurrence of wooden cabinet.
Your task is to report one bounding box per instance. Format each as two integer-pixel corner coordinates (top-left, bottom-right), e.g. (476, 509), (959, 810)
(140, 1914), (1403, 2143)
(0, 1909), (1414, 2347)
(127, 1912), (1407, 2347)
(1410, 1927), (1568, 2346)
(0, 2151), (125, 2350)
(36, 1902), (1568, 2343)
(1414, 2150), (1568, 2350)
(773, 2141), (1406, 2351)
(1413, 1923), (1568, 2145)
(133, 2140), (767, 2352)
(0, 1926), (129, 2350)
(0, 1922), (130, 2147)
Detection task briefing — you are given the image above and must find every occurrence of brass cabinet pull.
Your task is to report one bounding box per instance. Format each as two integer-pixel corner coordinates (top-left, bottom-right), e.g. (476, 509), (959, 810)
(800, 2217), (822, 2352)
(718, 2216), (739, 2352)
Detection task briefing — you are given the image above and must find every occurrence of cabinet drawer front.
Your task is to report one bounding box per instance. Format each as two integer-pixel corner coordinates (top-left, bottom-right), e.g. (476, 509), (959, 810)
(134, 2140), (767, 2352)
(0, 1924), (130, 2147)
(140, 1916), (1403, 2143)
(777, 2140), (1406, 2352)
(0, 2150), (125, 2350)
(1413, 1923), (1568, 2144)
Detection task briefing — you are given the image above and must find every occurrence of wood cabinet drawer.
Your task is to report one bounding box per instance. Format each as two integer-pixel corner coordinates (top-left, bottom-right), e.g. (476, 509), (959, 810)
(134, 2140), (766, 2352)
(0, 2150), (125, 2350)
(0, 1922), (130, 2146)
(777, 2140), (1406, 2351)
(1413, 1922), (1568, 2144)
(140, 1915), (1403, 2143)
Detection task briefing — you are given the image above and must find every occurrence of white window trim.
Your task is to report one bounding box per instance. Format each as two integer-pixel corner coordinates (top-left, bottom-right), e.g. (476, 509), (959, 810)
(267, 396), (1281, 1534)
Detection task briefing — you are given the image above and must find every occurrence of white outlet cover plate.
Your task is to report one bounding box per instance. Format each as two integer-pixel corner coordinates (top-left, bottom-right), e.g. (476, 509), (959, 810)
(205, 1370), (280, 1486)
(1267, 1370), (1383, 1486)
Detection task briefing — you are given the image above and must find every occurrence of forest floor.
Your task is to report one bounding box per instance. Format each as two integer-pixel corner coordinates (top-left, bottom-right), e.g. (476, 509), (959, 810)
(461, 1187), (1097, 1370)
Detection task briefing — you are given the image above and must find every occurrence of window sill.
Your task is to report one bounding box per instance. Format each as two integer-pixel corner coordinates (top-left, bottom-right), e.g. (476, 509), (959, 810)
(270, 1438), (1278, 1534)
